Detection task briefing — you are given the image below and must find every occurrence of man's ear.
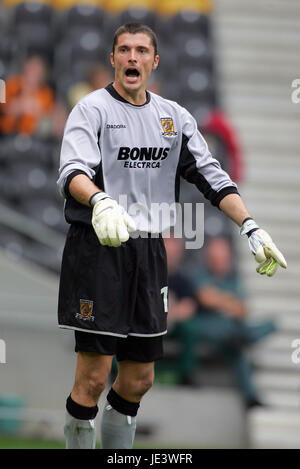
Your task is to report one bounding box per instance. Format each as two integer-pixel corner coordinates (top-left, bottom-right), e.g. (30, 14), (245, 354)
(152, 55), (159, 71)
(110, 52), (115, 68)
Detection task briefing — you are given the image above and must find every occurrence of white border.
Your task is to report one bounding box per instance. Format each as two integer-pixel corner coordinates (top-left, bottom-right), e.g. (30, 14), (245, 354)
(58, 325), (167, 338)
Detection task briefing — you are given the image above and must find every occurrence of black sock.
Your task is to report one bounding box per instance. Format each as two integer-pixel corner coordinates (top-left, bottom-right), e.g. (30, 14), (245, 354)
(66, 394), (98, 420)
(107, 388), (140, 417)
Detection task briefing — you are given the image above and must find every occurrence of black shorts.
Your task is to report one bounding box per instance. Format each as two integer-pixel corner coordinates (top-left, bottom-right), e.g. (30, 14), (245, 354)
(58, 224), (168, 359)
(74, 330), (164, 362)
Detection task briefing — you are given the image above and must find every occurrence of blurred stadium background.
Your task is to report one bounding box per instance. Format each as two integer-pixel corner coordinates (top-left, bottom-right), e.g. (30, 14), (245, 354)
(0, 0), (299, 449)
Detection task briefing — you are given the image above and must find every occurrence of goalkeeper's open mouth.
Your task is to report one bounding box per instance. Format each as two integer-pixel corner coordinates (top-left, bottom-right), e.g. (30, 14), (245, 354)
(125, 67), (140, 84)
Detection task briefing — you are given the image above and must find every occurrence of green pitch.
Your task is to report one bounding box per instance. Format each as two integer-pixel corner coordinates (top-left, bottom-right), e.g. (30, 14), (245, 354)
(0, 435), (202, 449)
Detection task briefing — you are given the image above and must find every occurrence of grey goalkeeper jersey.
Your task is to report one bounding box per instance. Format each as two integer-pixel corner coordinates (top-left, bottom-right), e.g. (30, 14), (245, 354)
(57, 83), (238, 233)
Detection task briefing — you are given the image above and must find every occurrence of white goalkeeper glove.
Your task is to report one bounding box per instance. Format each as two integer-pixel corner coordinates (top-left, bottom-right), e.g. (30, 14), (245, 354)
(240, 218), (287, 277)
(90, 192), (136, 247)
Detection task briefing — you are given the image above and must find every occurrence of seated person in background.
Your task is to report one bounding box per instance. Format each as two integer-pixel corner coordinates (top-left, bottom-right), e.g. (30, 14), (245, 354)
(165, 234), (276, 409)
(68, 63), (114, 108)
(165, 234), (197, 327)
(0, 55), (54, 136)
(191, 236), (276, 408)
(164, 234), (199, 385)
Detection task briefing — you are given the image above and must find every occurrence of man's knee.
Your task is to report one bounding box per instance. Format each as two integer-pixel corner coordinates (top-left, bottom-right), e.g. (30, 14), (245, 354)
(135, 374), (154, 398)
(113, 361), (155, 403)
(118, 370), (154, 401)
(72, 352), (113, 404)
(73, 368), (109, 404)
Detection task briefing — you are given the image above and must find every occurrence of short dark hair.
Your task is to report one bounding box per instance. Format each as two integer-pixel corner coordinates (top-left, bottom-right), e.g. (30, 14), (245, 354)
(112, 22), (158, 57)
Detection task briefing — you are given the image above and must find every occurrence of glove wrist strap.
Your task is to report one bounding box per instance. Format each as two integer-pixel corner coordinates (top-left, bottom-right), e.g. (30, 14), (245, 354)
(240, 218), (259, 238)
(89, 191), (111, 207)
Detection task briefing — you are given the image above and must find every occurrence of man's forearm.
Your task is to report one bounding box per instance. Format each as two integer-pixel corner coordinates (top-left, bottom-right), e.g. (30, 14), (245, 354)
(198, 287), (246, 318)
(68, 174), (103, 207)
(219, 193), (287, 276)
(219, 193), (251, 227)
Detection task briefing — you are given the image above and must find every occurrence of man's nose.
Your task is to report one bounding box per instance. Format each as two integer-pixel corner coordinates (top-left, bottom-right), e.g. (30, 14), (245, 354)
(128, 49), (137, 62)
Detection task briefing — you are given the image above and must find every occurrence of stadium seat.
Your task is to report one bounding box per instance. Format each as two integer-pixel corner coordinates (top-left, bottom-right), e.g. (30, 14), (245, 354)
(0, 226), (30, 261)
(0, 34), (19, 77)
(117, 7), (158, 31)
(70, 31), (106, 59)
(0, 136), (56, 206)
(53, 0), (99, 10)
(9, 2), (55, 58)
(0, 135), (53, 167)
(53, 31), (106, 84)
(179, 67), (216, 104)
(23, 240), (63, 273)
(20, 196), (66, 232)
(12, 1), (53, 25)
(57, 3), (106, 40)
(154, 42), (178, 79)
(0, 226), (63, 273)
(175, 33), (213, 69)
(169, 10), (211, 38)
(183, 100), (214, 126)
(16, 23), (54, 57)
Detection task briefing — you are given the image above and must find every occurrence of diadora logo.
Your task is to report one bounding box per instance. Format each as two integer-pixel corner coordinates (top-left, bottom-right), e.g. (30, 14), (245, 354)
(106, 123), (126, 129)
(117, 147), (170, 168)
(160, 117), (177, 137)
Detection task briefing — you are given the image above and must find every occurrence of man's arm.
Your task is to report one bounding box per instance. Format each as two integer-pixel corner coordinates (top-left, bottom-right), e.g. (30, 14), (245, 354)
(219, 193), (287, 276)
(196, 286), (246, 319)
(177, 106), (286, 277)
(68, 174), (102, 207)
(219, 193), (251, 227)
(69, 173), (136, 247)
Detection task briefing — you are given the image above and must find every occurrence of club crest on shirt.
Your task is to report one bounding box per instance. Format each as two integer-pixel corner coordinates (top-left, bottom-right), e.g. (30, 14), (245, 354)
(160, 117), (177, 137)
(76, 299), (95, 322)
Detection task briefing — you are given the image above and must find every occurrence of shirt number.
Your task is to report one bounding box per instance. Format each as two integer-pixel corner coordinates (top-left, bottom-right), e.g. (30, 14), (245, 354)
(160, 286), (168, 313)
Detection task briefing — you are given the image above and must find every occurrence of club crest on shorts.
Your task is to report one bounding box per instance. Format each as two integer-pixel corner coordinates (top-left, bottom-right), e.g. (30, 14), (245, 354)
(160, 117), (177, 137)
(76, 299), (95, 322)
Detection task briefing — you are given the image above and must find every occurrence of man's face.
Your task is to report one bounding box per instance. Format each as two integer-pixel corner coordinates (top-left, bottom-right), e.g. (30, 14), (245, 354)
(206, 238), (232, 277)
(110, 32), (159, 96)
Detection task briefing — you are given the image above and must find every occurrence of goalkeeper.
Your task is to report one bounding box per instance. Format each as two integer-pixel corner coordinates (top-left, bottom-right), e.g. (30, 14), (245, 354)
(57, 22), (287, 449)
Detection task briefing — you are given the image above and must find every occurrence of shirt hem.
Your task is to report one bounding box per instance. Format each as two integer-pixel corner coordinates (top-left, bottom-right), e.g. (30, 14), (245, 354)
(58, 325), (168, 338)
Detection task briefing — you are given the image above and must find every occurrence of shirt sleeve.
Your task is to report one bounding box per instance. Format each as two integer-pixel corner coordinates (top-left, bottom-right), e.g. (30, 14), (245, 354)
(57, 102), (102, 197)
(178, 106), (239, 207)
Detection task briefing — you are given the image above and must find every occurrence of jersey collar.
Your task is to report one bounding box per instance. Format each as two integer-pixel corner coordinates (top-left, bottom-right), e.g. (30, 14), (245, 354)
(105, 82), (151, 107)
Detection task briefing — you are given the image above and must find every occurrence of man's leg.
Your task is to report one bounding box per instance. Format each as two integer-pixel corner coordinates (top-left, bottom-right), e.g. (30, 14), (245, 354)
(65, 351), (113, 449)
(101, 360), (154, 449)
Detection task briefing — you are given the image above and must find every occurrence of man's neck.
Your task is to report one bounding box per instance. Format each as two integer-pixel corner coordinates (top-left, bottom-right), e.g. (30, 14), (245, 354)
(112, 82), (147, 106)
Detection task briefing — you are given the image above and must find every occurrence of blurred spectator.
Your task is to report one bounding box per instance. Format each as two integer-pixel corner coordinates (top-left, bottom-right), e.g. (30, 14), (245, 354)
(165, 234), (277, 409)
(51, 97), (69, 141)
(68, 63), (113, 108)
(202, 109), (244, 183)
(0, 55), (54, 136)
(164, 234), (198, 384)
(192, 237), (276, 408)
(165, 235), (197, 325)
